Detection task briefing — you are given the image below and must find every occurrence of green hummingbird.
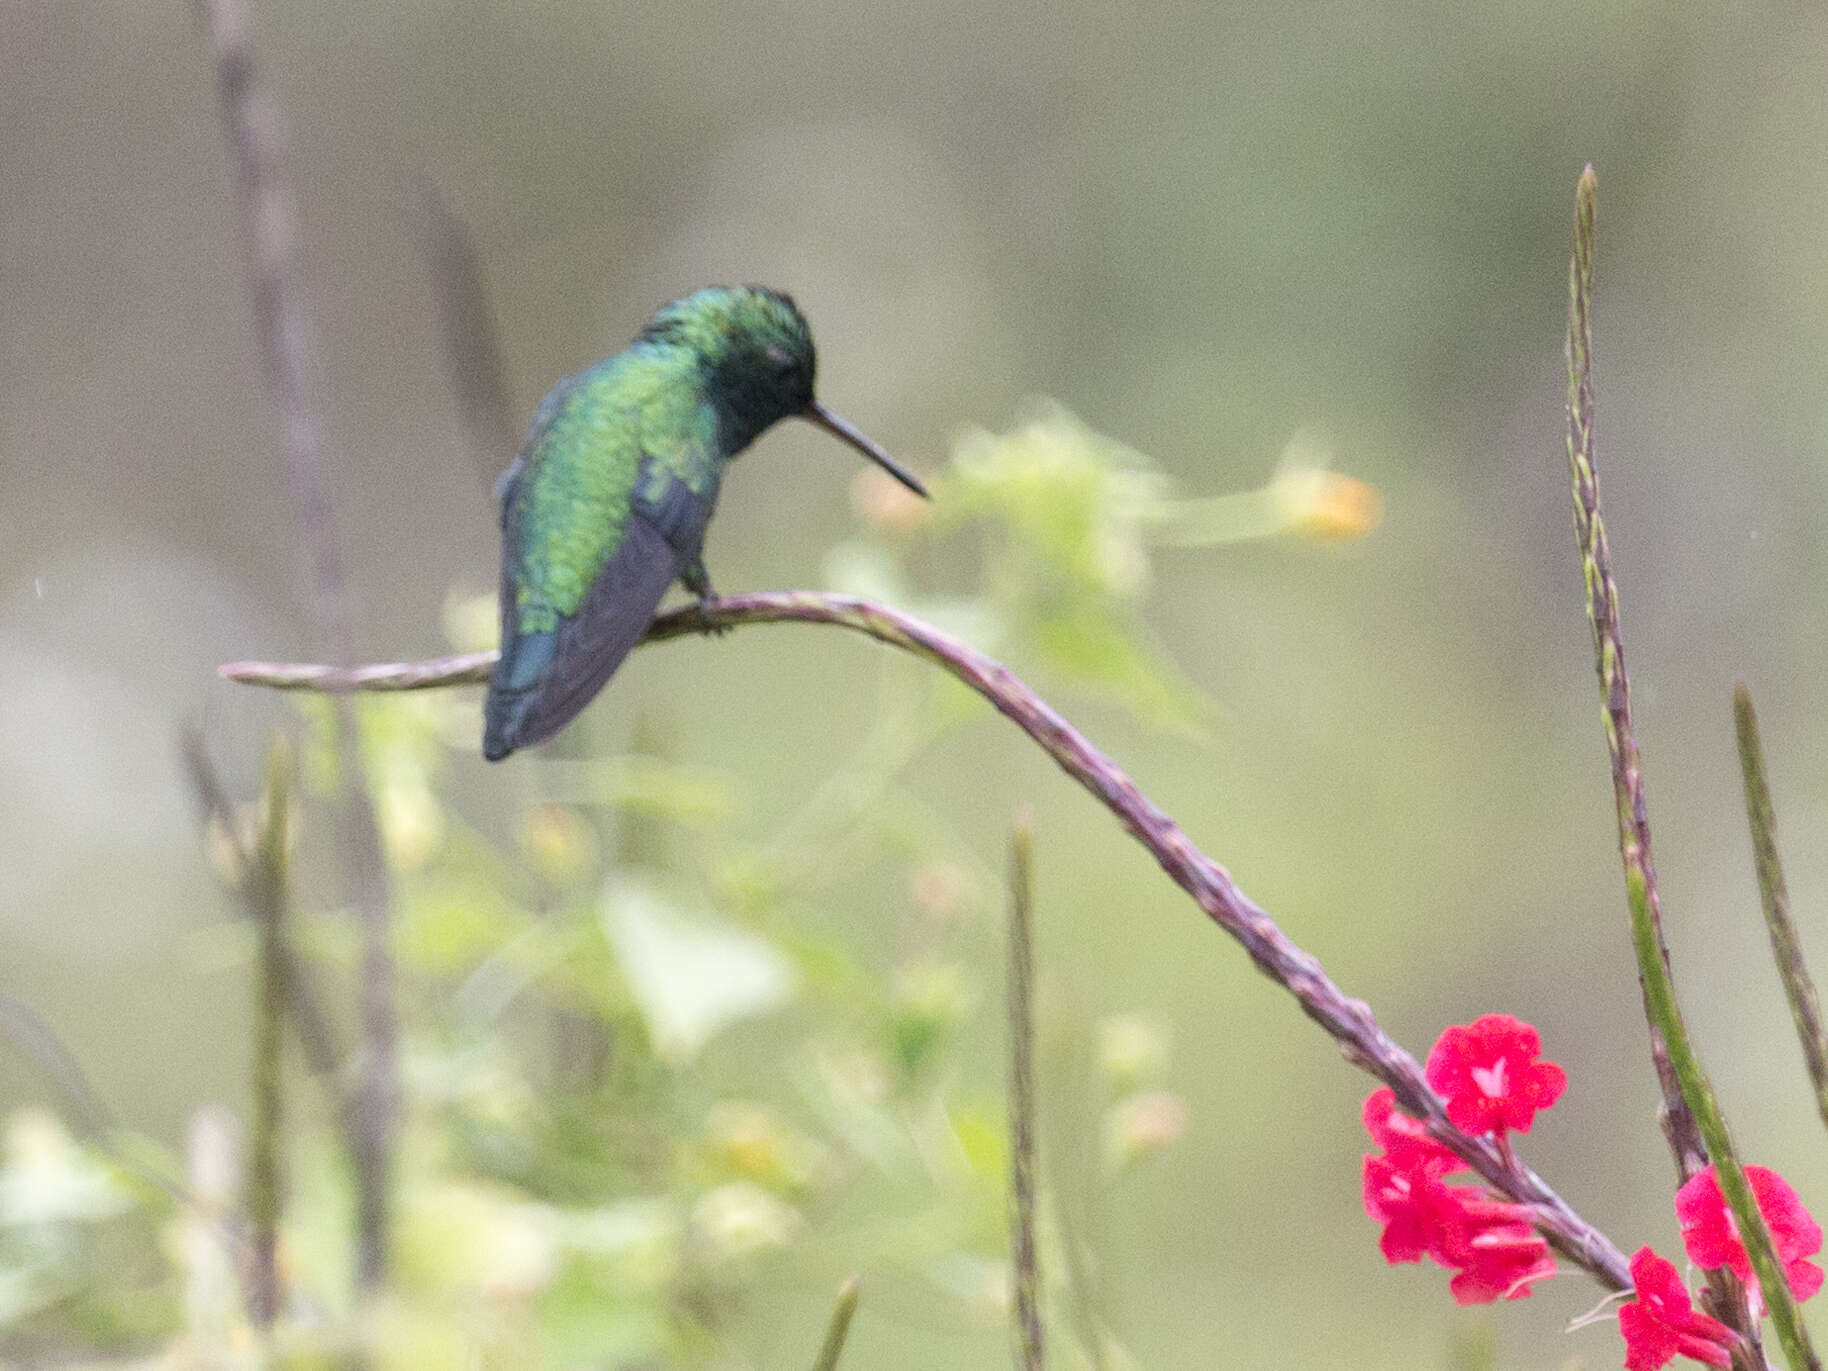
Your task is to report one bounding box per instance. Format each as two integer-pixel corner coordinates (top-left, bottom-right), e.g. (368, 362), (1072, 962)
(483, 284), (927, 761)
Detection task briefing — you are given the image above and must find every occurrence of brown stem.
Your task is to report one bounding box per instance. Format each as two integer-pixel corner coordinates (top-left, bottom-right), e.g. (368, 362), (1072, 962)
(219, 590), (1632, 1292)
(195, 0), (395, 1289)
(180, 725), (350, 1095)
(1008, 816), (1045, 1371)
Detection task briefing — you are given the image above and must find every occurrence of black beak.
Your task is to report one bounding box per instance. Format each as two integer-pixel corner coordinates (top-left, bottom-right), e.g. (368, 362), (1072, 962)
(802, 401), (930, 499)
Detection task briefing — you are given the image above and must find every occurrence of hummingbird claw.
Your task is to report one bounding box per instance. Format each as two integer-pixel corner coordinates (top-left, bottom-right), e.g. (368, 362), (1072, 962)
(694, 593), (732, 637)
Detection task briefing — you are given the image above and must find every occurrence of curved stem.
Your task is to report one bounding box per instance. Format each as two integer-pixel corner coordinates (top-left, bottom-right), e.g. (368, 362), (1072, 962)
(220, 589), (1632, 1292)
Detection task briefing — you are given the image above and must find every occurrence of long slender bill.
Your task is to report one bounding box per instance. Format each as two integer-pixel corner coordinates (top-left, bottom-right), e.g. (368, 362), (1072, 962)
(803, 401), (930, 499)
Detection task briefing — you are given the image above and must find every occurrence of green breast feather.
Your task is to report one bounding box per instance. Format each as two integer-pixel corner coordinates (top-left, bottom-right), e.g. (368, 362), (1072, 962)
(509, 350), (722, 633)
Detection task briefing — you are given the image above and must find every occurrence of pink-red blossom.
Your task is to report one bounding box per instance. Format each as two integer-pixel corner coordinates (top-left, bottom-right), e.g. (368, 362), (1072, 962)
(1363, 1152), (1467, 1266)
(1445, 1217), (1556, 1304)
(1362, 1088), (1466, 1176)
(1361, 1083), (1555, 1302)
(1440, 1192), (1556, 1304)
(1676, 1164), (1823, 1310)
(1617, 1246), (1737, 1370)
(1424, 1014), (1566, 1137)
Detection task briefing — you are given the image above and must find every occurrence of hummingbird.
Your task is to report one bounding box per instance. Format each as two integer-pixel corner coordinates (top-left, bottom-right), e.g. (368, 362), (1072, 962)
(483, 285), (927, 761)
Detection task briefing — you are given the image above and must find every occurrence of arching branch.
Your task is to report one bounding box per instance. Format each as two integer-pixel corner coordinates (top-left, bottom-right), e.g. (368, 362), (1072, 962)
(221, 589), (1632, 1292)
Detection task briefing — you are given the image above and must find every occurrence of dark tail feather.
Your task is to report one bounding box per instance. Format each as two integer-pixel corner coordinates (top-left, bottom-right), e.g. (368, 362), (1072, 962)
(482, 626), (558, 761)
(482, 687), (529, 760)
(483, 517), (683, 761)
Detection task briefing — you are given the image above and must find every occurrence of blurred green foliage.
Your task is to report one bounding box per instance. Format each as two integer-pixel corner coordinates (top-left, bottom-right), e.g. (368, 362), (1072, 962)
(0, 408), (1347, 1368)
(16, 6), (1828, 1362)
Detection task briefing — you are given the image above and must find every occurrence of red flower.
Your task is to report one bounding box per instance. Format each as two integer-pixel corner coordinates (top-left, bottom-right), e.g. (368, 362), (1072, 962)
(1443, 1193), (1557, 1304)
(1618, 1246), (1736, 1370)
(1676, 1164), (1824, 1309)
(1424, 1014), (1566, 1137)
(1362, 1121), (1556, 1301)
(1363, 1152), (1467, 1266)
(1362, 1088), (1466, 1176)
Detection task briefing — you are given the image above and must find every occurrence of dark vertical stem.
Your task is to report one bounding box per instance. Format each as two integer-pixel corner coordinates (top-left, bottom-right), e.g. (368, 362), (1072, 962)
(1734, 683), (1828, 1132)
(245, 742), (290, 1327)
(181, 726), (349, 1099)
(406, 185), (518, 490)
(1008, 815), (1045, 1371)
(195, 0), (396, 1289)
(193, 0), (347, 649)
(347, 797), (394, 1290)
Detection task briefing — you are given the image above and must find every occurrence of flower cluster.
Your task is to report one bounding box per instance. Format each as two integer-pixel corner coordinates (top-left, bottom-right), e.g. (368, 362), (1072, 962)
(1362, 1014), (1564, 1304)
(1619, 1247), (1735, 1371)
(1359, 1014), (1826, 1370)
(1618, 1162), (1824, 1369)
(1675, 1165), (1823, 1312)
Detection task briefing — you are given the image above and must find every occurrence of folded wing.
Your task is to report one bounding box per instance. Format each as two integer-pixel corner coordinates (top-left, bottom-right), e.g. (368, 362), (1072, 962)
(483, 513), (682, 759)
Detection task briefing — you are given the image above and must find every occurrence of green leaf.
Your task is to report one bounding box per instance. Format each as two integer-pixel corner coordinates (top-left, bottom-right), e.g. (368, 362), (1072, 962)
(0, 1111), (128, 1227)
(943, 400), (1170, 601)
(1031, 605), (1209, 736)
(600, 876), (796, 1063)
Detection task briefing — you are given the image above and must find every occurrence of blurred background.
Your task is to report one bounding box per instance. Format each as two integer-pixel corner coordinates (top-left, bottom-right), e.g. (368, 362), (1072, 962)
(6, 1), (1828, 1367)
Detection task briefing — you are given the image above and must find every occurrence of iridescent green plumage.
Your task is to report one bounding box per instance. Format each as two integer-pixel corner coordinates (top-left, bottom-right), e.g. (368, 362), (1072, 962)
(484, 285), (925, 760)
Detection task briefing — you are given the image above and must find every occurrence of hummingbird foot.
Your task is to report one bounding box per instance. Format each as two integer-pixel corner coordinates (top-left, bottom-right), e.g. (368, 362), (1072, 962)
(683, 560), (732, 636)
(694, 593), (733, 637)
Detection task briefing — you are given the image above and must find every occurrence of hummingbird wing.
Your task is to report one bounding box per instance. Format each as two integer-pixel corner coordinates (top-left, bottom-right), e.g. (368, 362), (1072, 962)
(484, 508), (684, 758)
(484, 353), (722, 760)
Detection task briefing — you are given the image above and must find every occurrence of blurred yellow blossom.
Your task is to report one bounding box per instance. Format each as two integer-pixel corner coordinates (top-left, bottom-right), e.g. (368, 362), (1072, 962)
(850, 463), (933, 533)
(1097, 1011), (1171, 1091)
(517, 802), (598, 885)
(1149, 430), (1381, 547)
(1105, 1090), (1189, 1170)
(440, 587), (500, 654)
(908, 859), (972, 929)
(0, 1109), (128, 1226)
(394, 1179), (559, 1302)
(687, 1102), (819, 1194)
(377, 773), (442, 872)
(944, 400), (1169, 599)
(1271, 465), (1384, 541)
(689, 1182), (803, 1262)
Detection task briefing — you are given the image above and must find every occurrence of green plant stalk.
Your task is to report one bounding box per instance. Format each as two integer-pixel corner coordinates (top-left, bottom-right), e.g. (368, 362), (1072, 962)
(1008, 816), (1045, 1371)
(810, 1275), (861, 1371)
(1567, 166), (1813, 1371)
(246, 740), (290, 1327)
(1734, 683), (1828, 1132)
(1563, 167), (1707, 1180)
(1629, 866), (1814, 1371)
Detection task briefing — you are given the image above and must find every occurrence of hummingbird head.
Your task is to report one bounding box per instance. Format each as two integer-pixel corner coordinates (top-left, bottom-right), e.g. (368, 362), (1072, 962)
(641, 286), (815, 441)
(642, 285), (928, 498)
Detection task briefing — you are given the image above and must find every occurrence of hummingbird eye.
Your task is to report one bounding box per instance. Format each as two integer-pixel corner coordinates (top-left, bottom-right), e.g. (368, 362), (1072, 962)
(763, 344), (799, 375)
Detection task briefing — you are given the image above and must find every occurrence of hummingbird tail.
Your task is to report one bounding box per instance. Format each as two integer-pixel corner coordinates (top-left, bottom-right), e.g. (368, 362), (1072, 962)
(482, 516), (685, 761)
(481, 699), (523, 761)
(482, 626), (559, 761)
